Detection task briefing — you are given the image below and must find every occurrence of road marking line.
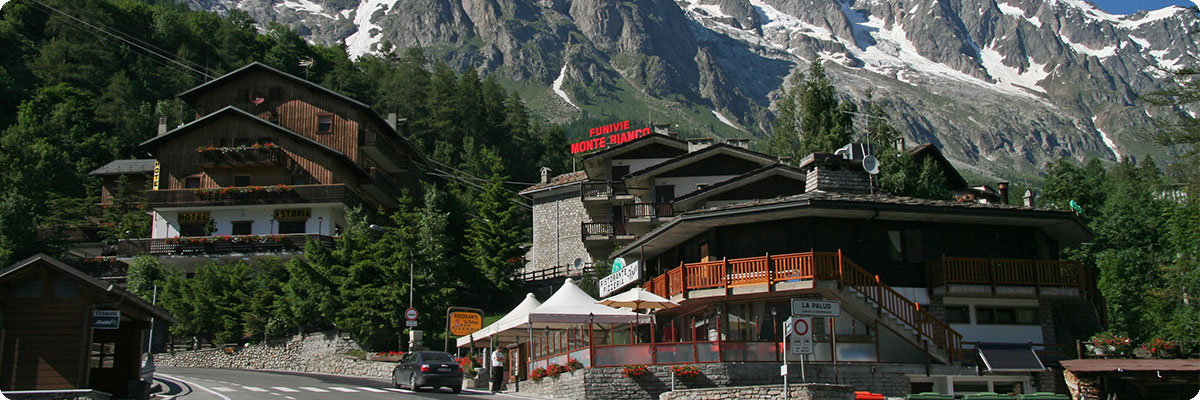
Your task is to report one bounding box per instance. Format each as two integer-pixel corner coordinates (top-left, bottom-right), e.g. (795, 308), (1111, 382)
(299, 387), (329, 392)
(217, 381), (230, 384)
(383, 387), (412, 393)
(285, 397), (296, 400)
(212, 387), (236, 392)
(156, 374), (233, 400)
(356, 387), (387, 392)
(271, 387), (300, 392)
(243, 386), (268, 392)
(271, 393), (282, 396)
(328, 387), (358, 392)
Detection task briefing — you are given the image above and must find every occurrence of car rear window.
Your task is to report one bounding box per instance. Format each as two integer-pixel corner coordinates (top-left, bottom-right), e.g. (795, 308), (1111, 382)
(421, 352), (454, 362)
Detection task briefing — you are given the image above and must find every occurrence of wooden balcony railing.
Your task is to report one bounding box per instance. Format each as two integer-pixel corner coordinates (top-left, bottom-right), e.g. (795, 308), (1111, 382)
(624, 203), (674, 219)
(359, 130), (412, 171)
(197, 146), (285, 169)
(580, 181), (628, 199)
(148, 184), (364, 207)
(644, 251), (964, 362)
(581, 222), (630, 238)
(518, 264), (596, 282)
(116, 234), (334, 256)
(926, 257), (1088, 289)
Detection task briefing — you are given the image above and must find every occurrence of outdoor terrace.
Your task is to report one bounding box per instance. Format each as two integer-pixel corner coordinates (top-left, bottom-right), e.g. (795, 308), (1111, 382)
(114, 233), (334, 256)
(148, 184), (365, 208)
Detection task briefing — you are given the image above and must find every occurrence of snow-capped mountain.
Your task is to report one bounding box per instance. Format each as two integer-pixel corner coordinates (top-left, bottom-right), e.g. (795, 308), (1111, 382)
(183, 0), (1200, 178)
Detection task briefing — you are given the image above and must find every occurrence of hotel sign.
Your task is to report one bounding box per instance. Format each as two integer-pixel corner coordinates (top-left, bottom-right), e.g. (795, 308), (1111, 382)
(599, 260), (641, 297)
(274, 208), (311, 221)
(178, 211), (210, 223)
(570, 120), (653, 154)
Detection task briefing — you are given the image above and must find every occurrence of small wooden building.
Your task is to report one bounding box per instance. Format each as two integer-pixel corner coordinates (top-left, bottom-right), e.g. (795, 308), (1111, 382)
(0, 254), (173, 398)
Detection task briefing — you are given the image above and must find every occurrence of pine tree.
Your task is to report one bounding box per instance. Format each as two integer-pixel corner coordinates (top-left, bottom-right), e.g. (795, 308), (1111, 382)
(464, 150), (526, 300)
(767, 60), (856, 162)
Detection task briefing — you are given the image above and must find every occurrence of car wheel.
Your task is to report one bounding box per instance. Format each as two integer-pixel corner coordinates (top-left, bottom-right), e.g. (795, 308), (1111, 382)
(452, 385), (462, 394)
(391, 373), (398, 388)
(410, 374), (420, 391)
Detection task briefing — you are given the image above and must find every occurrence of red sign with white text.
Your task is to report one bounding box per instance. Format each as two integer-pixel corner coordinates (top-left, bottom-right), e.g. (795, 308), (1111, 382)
(570, 120), (652, 154)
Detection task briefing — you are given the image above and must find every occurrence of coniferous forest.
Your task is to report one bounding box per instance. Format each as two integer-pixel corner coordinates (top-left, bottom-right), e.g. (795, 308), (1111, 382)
(2, 0), (1199, 353)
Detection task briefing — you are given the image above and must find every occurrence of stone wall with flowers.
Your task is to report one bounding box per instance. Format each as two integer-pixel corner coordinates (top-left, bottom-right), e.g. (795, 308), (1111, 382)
(153, 331), (394, 379)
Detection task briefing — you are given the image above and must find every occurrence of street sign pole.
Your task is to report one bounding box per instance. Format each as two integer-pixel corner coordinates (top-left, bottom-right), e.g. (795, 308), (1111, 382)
(782, 319), (789, 400)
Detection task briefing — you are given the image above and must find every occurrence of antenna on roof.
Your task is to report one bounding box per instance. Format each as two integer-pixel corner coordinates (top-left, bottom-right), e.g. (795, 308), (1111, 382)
(298, 58), (314, 79)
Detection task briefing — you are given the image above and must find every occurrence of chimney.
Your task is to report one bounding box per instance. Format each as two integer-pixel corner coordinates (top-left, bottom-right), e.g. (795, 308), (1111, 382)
(686, 137), (715, 152)
(725, 138), (750, 149)
(799, 152), (871, 194)
(1023, 189), (1035, 207)
(387, 106), (398, 131)
(997, 182), (1010, 205)
(539, 167), (552, 184)
(157, 117), (168, 136)
(653, 123), (671, 136)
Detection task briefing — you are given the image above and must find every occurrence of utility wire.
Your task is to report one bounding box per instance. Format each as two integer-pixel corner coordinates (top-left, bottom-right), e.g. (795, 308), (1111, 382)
(28, 0), (213, 79)
(424, 166), (532, 210)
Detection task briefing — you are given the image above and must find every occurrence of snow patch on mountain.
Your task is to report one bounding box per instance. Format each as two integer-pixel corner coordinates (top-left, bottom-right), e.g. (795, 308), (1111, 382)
(553, 63), (580, 110)
(345, 0), (394, 58)
(711, 109), (741, 130)
(1092, 116), (1121, 159)
(1065, 40), (1117, 58)
(979, 46), (1048, 93)
(997, 2), (1042, 28)
(276, 0), (332, 19)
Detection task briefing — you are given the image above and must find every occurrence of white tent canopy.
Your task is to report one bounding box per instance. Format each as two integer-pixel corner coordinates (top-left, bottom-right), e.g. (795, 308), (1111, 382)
(455, 292), (541, 348)
(528, 278), (652, 326)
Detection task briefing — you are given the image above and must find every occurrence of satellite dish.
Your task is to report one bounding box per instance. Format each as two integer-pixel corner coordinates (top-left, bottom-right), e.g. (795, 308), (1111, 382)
(573, 258), (583, 269)
(862, 155), (880, 175)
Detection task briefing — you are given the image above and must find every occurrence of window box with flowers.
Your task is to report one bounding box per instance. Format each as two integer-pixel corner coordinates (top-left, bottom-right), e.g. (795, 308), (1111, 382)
(1087, 331), (1132, 357)
(530, 367), (548, 382)
(566, 358), (584, 371)
(1140, 338), (1179, 359)
(670, 365), (702, 379)
(622, 364), (650, 378)
(196, 143), (283, 165)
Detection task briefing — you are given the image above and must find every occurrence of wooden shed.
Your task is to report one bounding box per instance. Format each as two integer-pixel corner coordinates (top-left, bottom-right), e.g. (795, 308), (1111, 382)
(0, 254), (173, 398)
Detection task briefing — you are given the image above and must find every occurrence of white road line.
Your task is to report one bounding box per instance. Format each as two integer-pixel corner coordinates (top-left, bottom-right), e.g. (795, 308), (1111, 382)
(383, 387), (412, 393)
(243, 386), (268, 392)
(299, 387), (329, 392)
(328, 387), (358, 392)
(212, 387), (236, 392)
(156, 374), (233, 400)
(271, 393), (282, 396)
(271, 387), (300, 392)
(217, 381), (230, 384)
(356, 387), (387, 392)
(285, 397), (296, 400)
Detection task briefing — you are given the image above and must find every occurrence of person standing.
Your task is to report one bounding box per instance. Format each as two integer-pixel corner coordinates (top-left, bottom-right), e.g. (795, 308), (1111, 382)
(490, 347), (506, 393)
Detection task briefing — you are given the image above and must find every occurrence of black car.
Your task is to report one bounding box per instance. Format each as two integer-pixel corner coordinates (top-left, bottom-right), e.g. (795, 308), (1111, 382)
(391, 351), (464, 393)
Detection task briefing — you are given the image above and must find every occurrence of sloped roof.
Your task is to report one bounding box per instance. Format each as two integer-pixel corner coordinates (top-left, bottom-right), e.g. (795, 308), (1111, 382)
(139, 106), (368, 178)
(456, 292), (542, 348)
(519, 171), (588, 195)
(671, 163), (805, 209)
(1062, 359), (1200, 373)
(88, 159), (157, 176)
(624, 143), (778, 180)
(0, 254), (175, 323)
(177, 62), (426, 165)
(910, 143), (968, 189)
(581, 133), (687, 162)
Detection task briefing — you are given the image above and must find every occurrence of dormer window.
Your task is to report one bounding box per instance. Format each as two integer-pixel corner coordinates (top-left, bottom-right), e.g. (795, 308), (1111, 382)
(317, 115), (333, 133)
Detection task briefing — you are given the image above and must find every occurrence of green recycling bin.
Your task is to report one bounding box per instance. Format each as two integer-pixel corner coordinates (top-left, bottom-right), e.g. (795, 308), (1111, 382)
(905, 392), (953, 400)
(963, 393), (1017, 400)
(1018, 392), (1070, 400)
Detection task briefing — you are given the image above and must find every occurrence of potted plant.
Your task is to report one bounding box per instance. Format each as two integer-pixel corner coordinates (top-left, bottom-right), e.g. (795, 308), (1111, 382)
(566, 357), (584, 371)
(670, 365), (701, 379)
(622, 364), (649, 378)
(1087, 331), (1132, 357)
(1141, 338), (1179, 358)
(530, 367), (548, 382)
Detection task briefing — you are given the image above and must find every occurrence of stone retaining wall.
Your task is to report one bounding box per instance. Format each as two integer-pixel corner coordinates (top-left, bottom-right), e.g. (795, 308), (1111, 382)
(153, 331), (394, 379)
(516, 363), (912, 400)
(659, 384), (855, 400)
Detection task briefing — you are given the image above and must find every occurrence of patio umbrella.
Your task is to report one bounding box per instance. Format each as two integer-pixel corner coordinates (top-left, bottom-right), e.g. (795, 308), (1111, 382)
(597, 287), (679, 311)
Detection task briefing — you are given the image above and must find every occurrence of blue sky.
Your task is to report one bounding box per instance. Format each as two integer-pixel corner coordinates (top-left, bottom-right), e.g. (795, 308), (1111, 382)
(1091, 0), (1197, 14)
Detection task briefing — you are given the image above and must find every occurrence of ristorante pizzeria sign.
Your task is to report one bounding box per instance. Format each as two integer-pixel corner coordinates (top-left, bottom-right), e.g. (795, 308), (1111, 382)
(570, 120), (653, 154)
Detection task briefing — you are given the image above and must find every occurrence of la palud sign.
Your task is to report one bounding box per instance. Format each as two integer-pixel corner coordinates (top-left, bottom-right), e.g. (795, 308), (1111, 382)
(570, 120), (653, 154)
(449, 311), (483, 336)
(599, 260), (641, 297)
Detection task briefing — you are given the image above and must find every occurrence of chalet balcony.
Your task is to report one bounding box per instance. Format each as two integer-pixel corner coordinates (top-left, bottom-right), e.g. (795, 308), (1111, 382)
(359, 131), (411, 173)
(623, 202), (674, 235)
(362, 168), (403, 208)
(581, 181), (633, 215)
(926, 257), (1098, 299)
(196, 145), (285, 169)
(114, 233), (334, 257)
(148, 184), (364, 208)
(72, 257), (128, 280)
(581, 221), (635, 253)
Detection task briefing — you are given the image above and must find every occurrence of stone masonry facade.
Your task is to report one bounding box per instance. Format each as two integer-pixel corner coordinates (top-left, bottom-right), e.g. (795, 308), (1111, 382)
(659, 384), (855, 400)
(527, 186), (592, 273)
(517, 363), (913, 400)
(153, 331), (393, 379)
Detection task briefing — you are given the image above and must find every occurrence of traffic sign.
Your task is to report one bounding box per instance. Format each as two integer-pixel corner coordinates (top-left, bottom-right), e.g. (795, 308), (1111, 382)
(405, 307), (419, 321)
(406, 320), (418, 327)
(792, 299), (840, 317)
(784, 317), (813, 354)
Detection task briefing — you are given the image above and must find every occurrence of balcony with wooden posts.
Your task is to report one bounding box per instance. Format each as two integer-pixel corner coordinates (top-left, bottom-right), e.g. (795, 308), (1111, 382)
(115, 233), (335, 257)
(580, 181), (633, 215)
(359, 130), (411, 173)
(926, 257), (1096, 299)
(148, 184), (365, 208)
(623, 202), (674, 235)
(362, 167), (403, 208)
(196, 145), (286, 169)
(581, 221), (635, 254)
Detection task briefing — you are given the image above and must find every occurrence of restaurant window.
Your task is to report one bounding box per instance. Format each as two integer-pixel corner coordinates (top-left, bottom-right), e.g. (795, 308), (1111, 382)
(278, 220), (306, 234)
(887, 230), (903, 262)
(231, 221), (252, 236)
(887, 229), (924, 263)
(184, 177), (201, 188)
(90, 342), (116, 368)
(317, 115), (333, 133)
(976, 307), (1038, 325)
(233, 176), (251, 187)
(945, 305), (969, 323)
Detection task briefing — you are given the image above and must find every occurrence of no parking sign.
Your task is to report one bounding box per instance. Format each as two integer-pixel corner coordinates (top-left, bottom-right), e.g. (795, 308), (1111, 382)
(784, 316), (813, 354)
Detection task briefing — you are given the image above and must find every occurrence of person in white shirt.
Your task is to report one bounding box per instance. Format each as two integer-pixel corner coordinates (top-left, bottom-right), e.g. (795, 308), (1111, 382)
(490, 348), (506, 393)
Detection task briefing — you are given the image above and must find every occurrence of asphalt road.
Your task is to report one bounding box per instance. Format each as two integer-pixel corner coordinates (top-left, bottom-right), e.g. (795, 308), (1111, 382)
(154, 367), (533, 400)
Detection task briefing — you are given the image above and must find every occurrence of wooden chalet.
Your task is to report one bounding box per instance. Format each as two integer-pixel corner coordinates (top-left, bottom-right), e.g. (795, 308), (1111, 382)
(118, 62), (426, 268)
(0, 254), (173, 399)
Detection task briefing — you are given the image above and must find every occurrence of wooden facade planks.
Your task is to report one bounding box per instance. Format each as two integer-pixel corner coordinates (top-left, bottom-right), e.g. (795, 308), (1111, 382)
(1, 298), (88, 391)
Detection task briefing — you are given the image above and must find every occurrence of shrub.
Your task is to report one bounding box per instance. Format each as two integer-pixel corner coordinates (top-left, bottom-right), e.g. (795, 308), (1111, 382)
(622, 364), (649, 378)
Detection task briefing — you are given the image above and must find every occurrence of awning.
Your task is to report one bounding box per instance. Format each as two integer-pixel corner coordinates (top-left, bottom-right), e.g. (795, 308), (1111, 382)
(977, 343), (1046, 372)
